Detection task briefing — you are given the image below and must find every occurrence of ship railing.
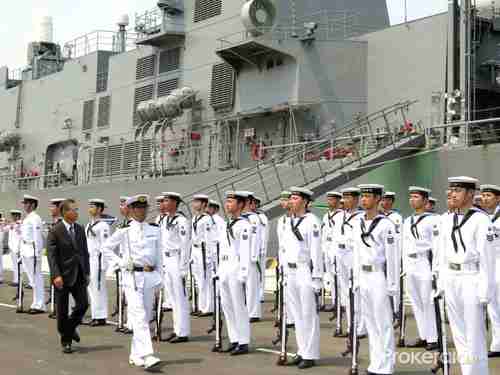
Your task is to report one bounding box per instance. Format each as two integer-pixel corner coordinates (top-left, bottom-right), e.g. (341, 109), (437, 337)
(177, 100), (421, 207)
(11, 172), (62, 191)
(63, 30), (138, 59)
(426, 117), (500, 149)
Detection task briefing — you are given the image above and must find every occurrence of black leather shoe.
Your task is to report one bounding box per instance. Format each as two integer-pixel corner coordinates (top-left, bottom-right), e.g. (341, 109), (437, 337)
(72, 331), (80, 343)
(291, 355), (303, 366)
(62, 344), (73, 354)
(8, 282), (18, 287)
(286, 323), (295, 329)
(426, 342), (439, 351)
(406, 338), (427, 348)
(298, 359), (315, 369)
(249, 317), (261, 323)
(230, 344), (249, 356)
(170, 336), (189, 344)
(89, 319), (107, 327)
(488, 351), (500, 358)
(222, 342), (238, 353)
(162, 307), (173, 312)
(121, 328), (133, 335)
(198, 312), (213, 317)
(161, 333), (177, 342)
(28, 308), (45, 315)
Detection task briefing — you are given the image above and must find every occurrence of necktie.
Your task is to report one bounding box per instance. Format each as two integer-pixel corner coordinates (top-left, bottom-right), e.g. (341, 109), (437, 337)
(69, 224), (76, 240)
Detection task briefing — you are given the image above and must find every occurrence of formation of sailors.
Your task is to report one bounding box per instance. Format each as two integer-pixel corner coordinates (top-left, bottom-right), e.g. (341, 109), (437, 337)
(0, 176), (498, 375)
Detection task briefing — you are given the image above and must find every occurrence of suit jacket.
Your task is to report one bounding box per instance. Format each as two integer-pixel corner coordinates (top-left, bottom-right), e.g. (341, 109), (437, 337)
(47, 221), (90, 287)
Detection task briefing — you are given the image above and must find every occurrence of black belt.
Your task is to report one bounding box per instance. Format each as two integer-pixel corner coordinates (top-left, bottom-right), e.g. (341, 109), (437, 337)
(133, 265), (155, 272)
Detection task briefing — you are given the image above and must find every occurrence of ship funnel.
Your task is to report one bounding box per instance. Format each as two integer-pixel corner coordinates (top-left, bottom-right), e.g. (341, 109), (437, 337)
(40, 16), (54, 43)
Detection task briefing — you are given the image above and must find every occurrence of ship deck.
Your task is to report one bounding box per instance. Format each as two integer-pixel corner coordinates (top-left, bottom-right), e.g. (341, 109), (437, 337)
(0, 271), (498, 375)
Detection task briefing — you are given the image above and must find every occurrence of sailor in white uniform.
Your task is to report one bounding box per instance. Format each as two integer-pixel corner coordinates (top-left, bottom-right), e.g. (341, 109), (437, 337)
(214, 191), (252, 355)
(401, 187), (438, 350)
(352, 184), (398, 375)
(479, 184), (500, 357)
(158, 192), (191, 343)
(436, 177), (495, 375)
(337, 187), (365, 336)
(20, 195), (46, 313)
(321, 191), (343, 311)
(282, 187), (323, 369)
(207, 200), (226, 284)
(253, 197), (269, 303)
(8, 209), (23, 287)
(381, 192), (403, 319)
(190, 194), (214, 316)
(101, 194), (162, 370)
(86, 198), (111, 326)
(241, 192), (263, 322)
(155, 195), (173, 312)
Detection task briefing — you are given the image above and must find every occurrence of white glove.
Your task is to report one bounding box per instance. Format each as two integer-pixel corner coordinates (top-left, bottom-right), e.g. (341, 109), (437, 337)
(386, 286), (398, 297)
(479, 298), (489, 306)
(311, 278), (322, 293)
(237, 273), (247, 284)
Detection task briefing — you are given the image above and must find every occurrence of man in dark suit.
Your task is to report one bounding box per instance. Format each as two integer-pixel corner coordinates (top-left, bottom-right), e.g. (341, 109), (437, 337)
(47, 198), (90, 353)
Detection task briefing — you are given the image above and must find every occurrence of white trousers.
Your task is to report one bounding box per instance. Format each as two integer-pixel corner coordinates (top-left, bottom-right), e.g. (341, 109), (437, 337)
(246, 262), (262, 319)
(163, 255), (190, 337)
(360, 270), (395, 374)
(405, 257), (438, 343)
(124, 276), (157, 359)
(338, 252), (366, 335)
(21, 256), (45, 310)
(191, 246), (213, 313)
(488, 258), (500, 351)
(259, 254), (266, 301)
(445, 272), (489, 375)
(10, 250), (19, 283)
(88, 256), (108, 319)
(219, 260), (250, 345)
(162, 285), (173, 309)
(286, 265), (320, 360)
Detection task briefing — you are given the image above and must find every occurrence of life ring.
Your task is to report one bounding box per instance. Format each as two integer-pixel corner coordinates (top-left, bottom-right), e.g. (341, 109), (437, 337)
(251, 142), (266, 161)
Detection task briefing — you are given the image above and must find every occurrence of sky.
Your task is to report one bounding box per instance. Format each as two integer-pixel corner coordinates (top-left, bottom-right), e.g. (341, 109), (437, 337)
(0, 0), (448, 70)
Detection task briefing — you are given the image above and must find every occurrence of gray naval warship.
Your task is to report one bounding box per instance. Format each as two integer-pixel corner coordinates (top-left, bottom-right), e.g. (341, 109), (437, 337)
(0, 0), (499, 221)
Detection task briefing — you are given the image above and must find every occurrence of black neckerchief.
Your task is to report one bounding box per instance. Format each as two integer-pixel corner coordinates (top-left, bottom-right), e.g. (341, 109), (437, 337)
(410, 213), (431, 240)
(290, 215), (307, 242)
(360, 215), (385, 247)
(227, 218), (241, 245)
(193, 214), (206, 234)
(341, 210), (361, 235)
(451, 209), (478, 253)
(165, 214), (179, 230)
(86, 220), (100, 237)
(492, 209), (500, 223)
(158, 215), (166, 225)
(327, 209), (342, 228)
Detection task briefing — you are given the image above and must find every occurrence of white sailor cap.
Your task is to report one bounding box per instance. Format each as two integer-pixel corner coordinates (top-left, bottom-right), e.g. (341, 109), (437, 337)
(358, 184), (385, 195)
(428, 197), (438, 204)
(162, 192), (182, 201)
(126, 194), (150, 206)
(326, 191), (342, 198)
(225, 191), (248, 200)
(448, 176), (478, 190)
(408, 186), (431, 198)
(89, 198), (106, 207)
(480, 184), (500, 195)
(119, 196), (130, 202)
(290, 186), (314, 200)
(341, 187), (361, 196)
(10, 209), (22, 215)
(208, 199), (220, 207)
(280, 191), (292, 199)
(383, 191), (396, 199)
(192, 194), (209, 202)
(238, 191), (255, 199)
(49, 198), (66, 205)
(20, 194), (39, 203)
